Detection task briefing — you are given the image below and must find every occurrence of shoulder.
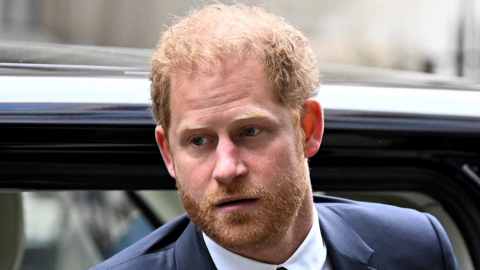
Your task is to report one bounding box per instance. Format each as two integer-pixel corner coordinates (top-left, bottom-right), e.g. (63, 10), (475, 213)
(314, 194), (433, 230)
(314, 195), (443, 236)
(314, 195), (458, 269)
(89, 214), (190, 270)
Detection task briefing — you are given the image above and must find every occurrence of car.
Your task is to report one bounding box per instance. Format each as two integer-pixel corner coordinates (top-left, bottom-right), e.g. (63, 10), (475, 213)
(1, 41), (480, 270)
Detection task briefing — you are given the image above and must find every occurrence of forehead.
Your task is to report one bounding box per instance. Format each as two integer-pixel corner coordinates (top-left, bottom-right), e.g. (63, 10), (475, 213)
(170, 56), (272, 109)
(168, 56), (287, 134)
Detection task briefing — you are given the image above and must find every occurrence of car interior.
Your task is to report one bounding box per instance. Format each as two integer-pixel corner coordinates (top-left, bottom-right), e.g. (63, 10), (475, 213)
(0, 193), (24, 270)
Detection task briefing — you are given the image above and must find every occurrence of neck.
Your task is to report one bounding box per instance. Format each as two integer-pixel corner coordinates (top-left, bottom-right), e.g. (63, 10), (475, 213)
(234, 188), (315, 264)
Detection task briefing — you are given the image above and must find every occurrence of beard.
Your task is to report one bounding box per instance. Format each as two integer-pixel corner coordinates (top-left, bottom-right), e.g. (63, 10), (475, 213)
(176, 152), (309, 253)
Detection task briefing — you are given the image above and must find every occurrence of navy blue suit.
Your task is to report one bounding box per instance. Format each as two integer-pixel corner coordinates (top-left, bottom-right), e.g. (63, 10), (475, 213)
(91, 195), (459, 270)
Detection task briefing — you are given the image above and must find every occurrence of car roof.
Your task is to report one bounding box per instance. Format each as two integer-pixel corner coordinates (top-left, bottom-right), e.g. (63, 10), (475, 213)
(2, 41), (480, 131)
(0, 41), (151, 77)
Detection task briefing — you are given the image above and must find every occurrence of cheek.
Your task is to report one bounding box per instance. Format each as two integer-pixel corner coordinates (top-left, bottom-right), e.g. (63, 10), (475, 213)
(173, 153), (215, 198)
(247, 138), (299, 177)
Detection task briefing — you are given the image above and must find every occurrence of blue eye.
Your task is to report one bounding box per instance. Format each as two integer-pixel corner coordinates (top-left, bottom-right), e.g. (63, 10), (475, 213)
(192, 137), (208, 145)
(243, 127), (260, 136)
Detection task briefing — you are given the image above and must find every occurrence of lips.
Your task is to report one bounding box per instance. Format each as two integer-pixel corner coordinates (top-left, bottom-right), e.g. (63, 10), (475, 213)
(216, 197), (258, 213)
(218, 198), (256, 206)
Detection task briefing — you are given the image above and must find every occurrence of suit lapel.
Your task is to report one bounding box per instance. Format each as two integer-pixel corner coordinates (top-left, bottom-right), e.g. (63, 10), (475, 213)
(316, 204), (376, 270)
(173, 202), (377, 270)
(175, 222), (217, 270)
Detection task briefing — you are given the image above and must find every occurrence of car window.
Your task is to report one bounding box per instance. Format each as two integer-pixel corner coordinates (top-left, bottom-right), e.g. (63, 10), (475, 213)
(6, 188), (474, 270)
(20, 191), (155, 270)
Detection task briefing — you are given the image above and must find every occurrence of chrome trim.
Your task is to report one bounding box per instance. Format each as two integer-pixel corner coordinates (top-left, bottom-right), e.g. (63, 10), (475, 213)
(462, 164), (480, 187)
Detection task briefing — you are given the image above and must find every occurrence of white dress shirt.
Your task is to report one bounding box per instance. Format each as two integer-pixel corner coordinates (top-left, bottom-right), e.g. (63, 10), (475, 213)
(203, 207), (332, 270)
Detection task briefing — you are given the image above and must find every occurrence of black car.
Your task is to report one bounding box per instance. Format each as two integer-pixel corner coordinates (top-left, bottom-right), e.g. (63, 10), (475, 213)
(1, 41), (479, 270)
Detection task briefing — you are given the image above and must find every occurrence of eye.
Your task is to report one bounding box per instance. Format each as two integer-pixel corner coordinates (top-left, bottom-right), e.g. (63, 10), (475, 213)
(192, 137), (208, 146)
(243, 127), (261, 137)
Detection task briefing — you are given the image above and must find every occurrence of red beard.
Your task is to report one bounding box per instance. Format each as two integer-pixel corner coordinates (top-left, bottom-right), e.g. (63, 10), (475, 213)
(177, 160), (308, 253)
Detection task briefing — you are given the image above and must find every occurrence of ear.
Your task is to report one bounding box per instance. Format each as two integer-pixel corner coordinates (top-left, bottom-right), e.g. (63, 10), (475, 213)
(155, 126), (176, 179)
(302, 99), (324, 158)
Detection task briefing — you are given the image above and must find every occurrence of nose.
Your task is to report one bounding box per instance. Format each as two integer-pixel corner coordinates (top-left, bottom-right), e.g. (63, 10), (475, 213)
(212, 138), (247, 184)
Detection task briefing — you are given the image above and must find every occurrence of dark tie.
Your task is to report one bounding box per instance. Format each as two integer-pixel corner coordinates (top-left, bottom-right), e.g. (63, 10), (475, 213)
(277, 268), (288, 270)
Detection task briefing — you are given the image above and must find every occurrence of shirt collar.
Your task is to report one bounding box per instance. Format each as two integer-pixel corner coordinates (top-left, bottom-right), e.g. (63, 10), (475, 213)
(203, 206), (327, 270)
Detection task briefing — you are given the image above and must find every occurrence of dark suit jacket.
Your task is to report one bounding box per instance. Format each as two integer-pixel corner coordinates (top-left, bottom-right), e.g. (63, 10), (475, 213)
(90, 195), (459, 270)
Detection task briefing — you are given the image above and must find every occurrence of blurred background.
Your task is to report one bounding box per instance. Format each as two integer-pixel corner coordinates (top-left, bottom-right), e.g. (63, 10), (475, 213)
(1, 0), (479, 79)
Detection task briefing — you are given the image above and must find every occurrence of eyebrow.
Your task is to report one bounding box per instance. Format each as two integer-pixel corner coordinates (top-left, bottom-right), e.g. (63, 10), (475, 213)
(176, 108), (277, 136)
(177, 120), (208, 135)
(231, 109), (276, 123)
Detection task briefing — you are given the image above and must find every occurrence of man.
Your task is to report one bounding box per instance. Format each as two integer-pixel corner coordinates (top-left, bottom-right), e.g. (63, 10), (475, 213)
(91, 4), (458, 270)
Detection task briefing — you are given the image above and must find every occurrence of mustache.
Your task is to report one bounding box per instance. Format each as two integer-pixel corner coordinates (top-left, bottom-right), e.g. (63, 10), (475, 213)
(205, 180), (265, 206)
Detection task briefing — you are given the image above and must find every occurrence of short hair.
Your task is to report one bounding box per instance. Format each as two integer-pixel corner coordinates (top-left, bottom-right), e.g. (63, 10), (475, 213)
(151, 4), (320, 137)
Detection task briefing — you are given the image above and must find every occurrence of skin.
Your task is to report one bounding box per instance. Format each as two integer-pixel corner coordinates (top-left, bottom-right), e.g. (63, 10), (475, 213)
(155, 55), (323, 264)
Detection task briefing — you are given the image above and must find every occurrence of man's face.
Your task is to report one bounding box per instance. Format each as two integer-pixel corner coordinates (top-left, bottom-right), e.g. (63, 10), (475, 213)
(157, 56), (311, 253)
